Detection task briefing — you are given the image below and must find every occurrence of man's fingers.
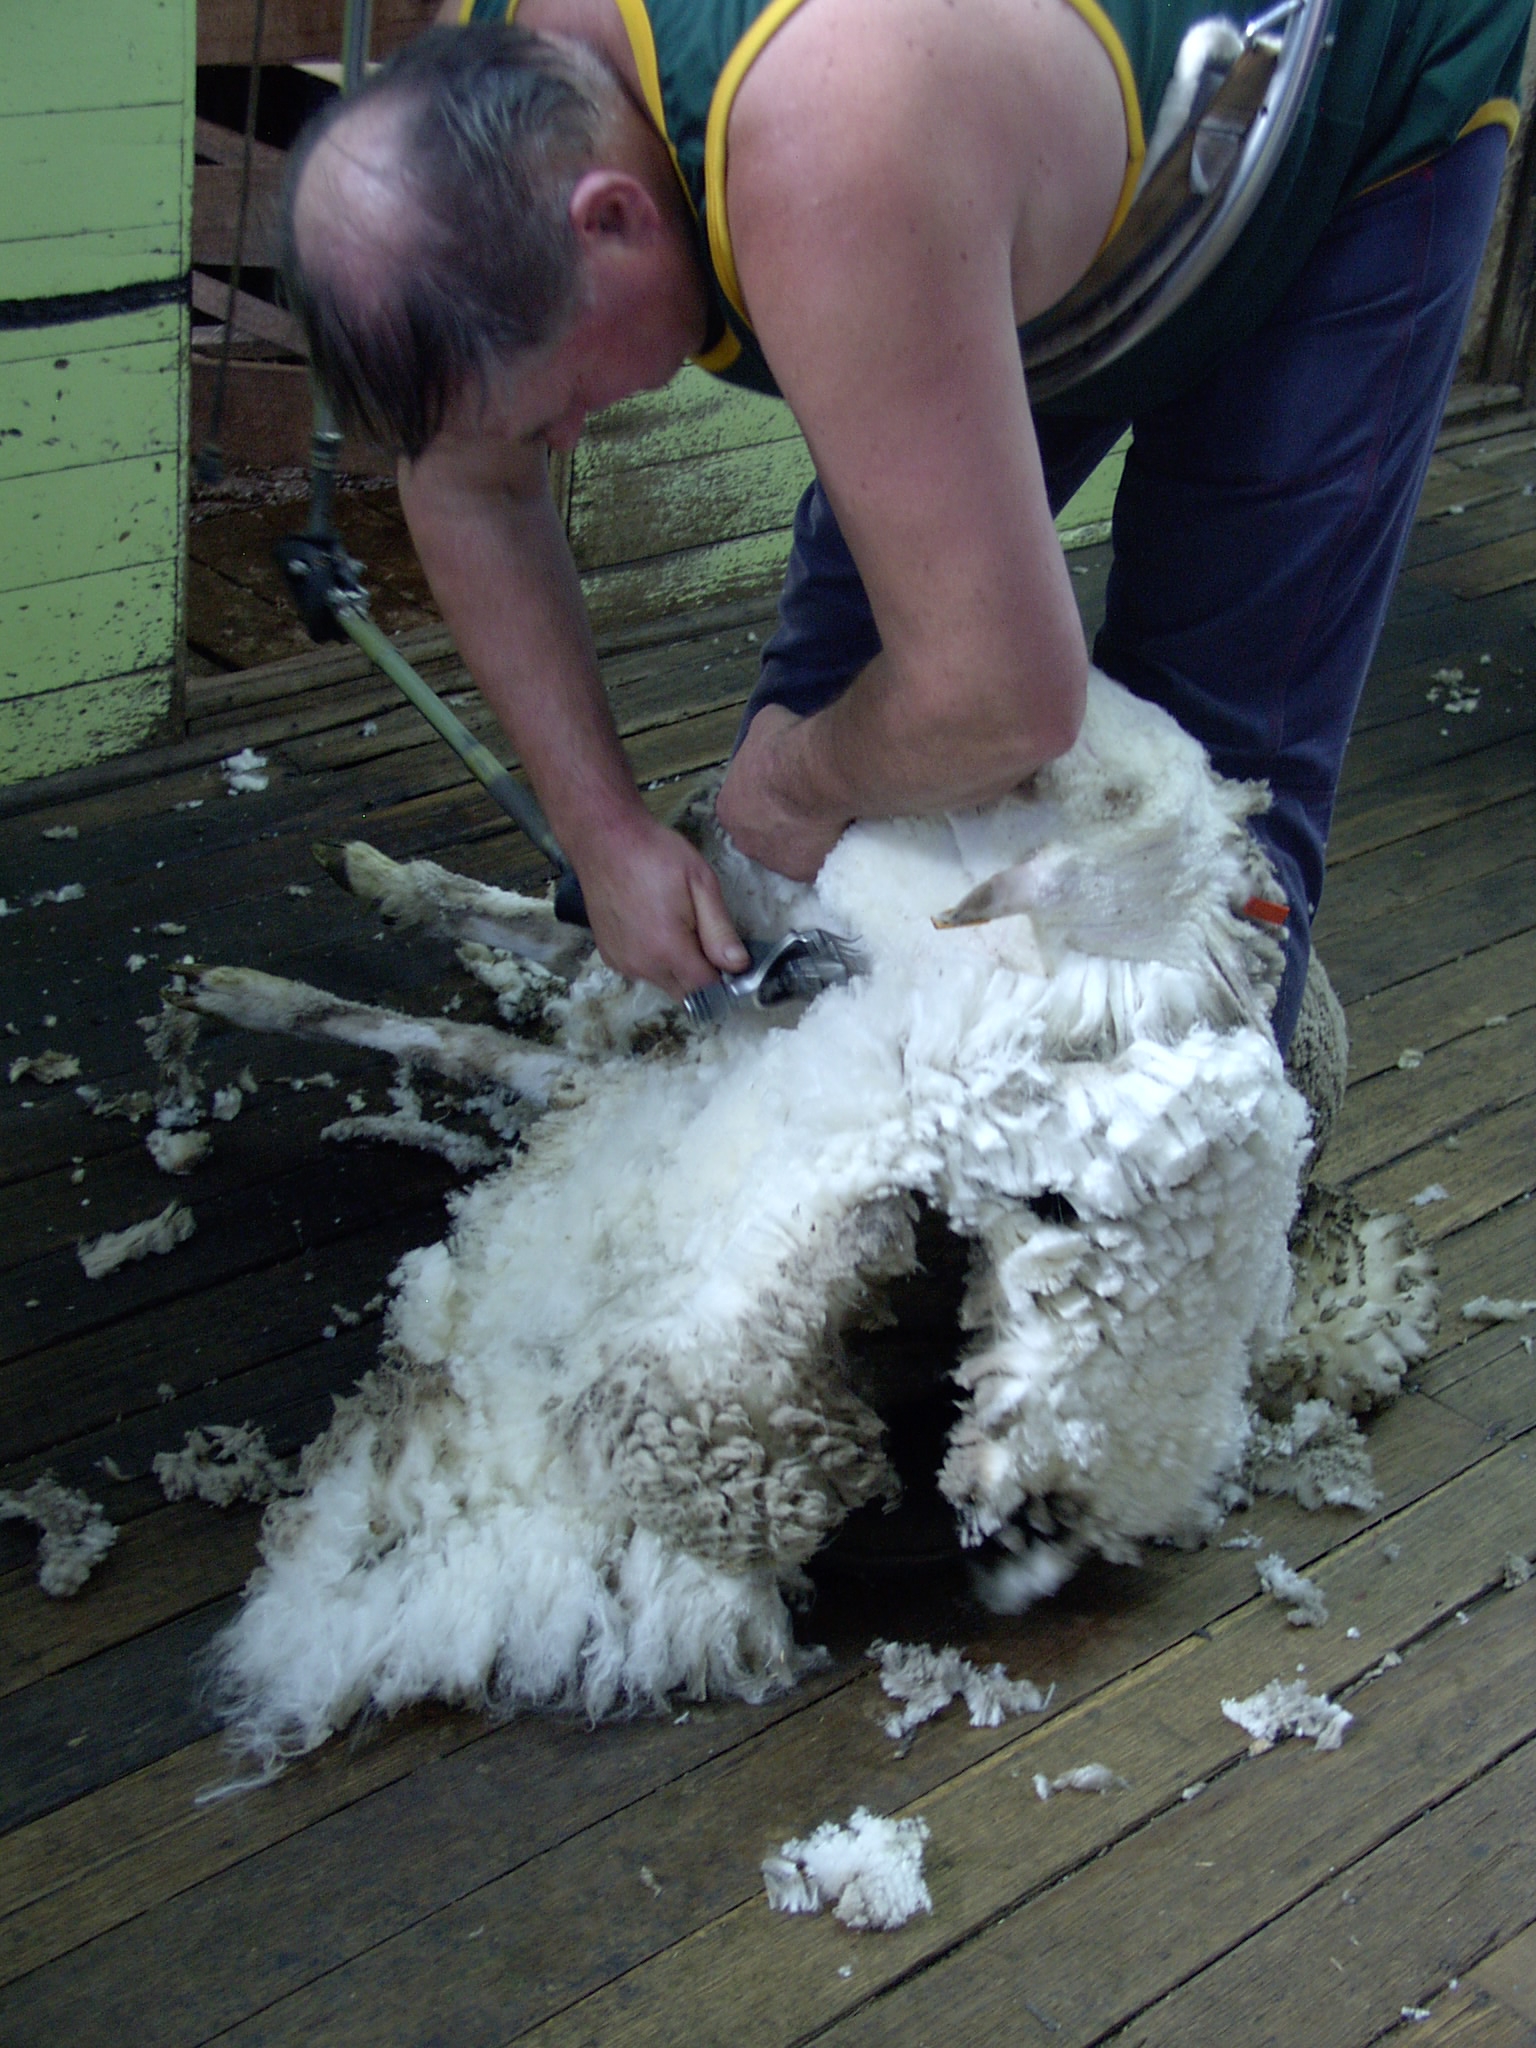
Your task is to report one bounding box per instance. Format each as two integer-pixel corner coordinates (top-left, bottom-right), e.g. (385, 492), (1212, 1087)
(687, 867), (751, 976)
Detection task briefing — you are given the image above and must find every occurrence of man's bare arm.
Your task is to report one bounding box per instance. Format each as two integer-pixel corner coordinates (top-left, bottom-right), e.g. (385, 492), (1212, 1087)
(715, 1), (1116, 876)
(398, 428), (747, 996)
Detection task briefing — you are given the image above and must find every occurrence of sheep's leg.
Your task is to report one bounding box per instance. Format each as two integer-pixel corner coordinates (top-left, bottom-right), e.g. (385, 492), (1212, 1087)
(313, 841), (593, 977)
(182, 966), (574, 1105)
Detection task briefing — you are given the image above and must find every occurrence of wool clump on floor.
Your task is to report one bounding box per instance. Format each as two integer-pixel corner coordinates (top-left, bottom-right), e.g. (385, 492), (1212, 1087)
(1255, 1552), (1329, 1626)
(762, 1808), (932, 1929)
(78, 1199), (196, 1279)
(175, 673), (1434, 1769)
(1222, 1678), (1353, 1751)
(870, 1639), (1051, 1737)
(0, 1474), (117, 1595)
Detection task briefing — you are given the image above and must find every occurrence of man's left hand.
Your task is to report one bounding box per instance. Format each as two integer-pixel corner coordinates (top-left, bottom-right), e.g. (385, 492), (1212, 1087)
(715, 704), (852, 880)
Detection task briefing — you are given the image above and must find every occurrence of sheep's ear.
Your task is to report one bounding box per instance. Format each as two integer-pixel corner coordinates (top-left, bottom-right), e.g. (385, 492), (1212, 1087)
(933, 865), (1037, 928)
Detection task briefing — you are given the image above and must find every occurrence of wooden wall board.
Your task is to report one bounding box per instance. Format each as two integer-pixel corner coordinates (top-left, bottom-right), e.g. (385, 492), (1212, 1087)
(1, 2), (189, 118)
(191, 161), (284, 268)
(0, 568), (181, 709)
(6, 452), (182, 604)
(575, 368), (796, 471)
(1, 106), (189, 298)
(0, 668), (178, 785)
(196, 0), (437, 65)
(0, 336), (183, 485)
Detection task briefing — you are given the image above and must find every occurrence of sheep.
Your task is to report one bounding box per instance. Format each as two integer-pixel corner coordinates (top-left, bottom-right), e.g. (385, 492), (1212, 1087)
(178, 671), (1435, 1770)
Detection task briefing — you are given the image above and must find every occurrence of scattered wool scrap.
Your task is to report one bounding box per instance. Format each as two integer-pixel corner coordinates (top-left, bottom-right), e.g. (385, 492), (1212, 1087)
(221, 748), (269, 794)
(157, 1382), (176, 1403)
(30, 883), (85, 906)
(1461, 1296), (1536, 1323)
(0, 1475), (117, 1596)
(97, 1456), (131, 1482)
(8, 1050), (79, 1085)
(278, 1071), (338, 1092)
(146, 1127), (212, 1175)
(1220, 1531), (1263, 1549)
(1397, 1048), (1423, 1071)
(156, 921), (187, 937)
(286, 883), (313, 898)
(77, 1084), (155, 1123)
(322, 1067), (498, 1172)
(237, 1067), (258, 1093)
(78, 1201), (196, 1279)
(41, 824), (79, 840)
(870, 1639), (1051, 1738)
(141, 1003), (207, 1128)
(763, 1809), (932, 1930)
(1222, 1678), (1352, 1752)
(638, 1865), (662, 1898)
(175, 798), (204, 811)
(126, 954), (148, 973)
(1410, 1184), (1447, 1207)
(0, 901), (17, 918)
(1033, 1764), (1124, 1800)
(1180, 1781), (1207, 1801)
(1484, 1013), (1508, 1029)
(154, 1423), (300, 1508)
(211, 1086), (243, 1121)
(1255, 1552), (1328, 1626)
(1401, 2008), (1432, 2024)
(1242, 1400), (1381, 1512)
(1503, 1552), (1532, 1589)
(330, 1302), (363, 1328)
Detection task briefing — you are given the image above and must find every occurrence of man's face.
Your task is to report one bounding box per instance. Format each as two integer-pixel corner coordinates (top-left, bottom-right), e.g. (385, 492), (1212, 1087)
(473, 264), (696, 455)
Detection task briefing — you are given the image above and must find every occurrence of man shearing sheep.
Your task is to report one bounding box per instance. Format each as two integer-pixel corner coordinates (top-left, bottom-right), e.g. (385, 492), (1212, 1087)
(282, 0), (1529, 1042)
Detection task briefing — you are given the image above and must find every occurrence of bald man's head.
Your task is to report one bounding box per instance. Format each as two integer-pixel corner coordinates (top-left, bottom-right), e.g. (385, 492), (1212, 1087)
(281, 26), (614, 457)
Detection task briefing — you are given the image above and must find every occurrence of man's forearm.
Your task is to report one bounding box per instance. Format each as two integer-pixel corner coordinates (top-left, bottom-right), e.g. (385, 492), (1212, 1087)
(719, 634), (1087, 879)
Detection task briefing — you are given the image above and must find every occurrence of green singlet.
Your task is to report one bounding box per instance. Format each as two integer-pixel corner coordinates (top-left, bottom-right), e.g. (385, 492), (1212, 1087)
(461, 0), (1528, 416)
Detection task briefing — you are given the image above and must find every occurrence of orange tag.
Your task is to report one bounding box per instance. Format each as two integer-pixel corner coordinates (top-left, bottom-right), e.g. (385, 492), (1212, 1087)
(1242, 896), (1290, 927)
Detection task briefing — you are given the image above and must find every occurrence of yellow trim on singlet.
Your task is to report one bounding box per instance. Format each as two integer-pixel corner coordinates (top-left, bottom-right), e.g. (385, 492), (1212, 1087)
(700, 0), (1145, 331)
(457, 0), (479, 21)
(702, 0), (812, 328)
(1058, 0), (1145, 248)
(1460, 96), (1520, 143)
(1354, 97), (1518, 198)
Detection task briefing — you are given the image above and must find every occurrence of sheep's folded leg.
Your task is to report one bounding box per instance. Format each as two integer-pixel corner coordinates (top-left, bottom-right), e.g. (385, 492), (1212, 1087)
(313, 841), (593, 977)
(180, 966), (574, 1105)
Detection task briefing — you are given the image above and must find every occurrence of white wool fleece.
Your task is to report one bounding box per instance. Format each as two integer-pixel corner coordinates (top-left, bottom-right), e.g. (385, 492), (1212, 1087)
(209, 673), (1310, 1766)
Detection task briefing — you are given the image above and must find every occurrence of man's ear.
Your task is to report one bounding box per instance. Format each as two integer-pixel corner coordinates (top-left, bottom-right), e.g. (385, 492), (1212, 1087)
(568, 169), (661, 246)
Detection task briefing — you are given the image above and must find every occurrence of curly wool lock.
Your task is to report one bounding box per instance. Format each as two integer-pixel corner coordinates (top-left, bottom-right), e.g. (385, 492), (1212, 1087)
(201, 674), (1380, 1767)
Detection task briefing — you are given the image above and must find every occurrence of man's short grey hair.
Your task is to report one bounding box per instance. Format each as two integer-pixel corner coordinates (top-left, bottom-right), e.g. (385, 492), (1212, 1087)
(282, 26), (614, 458)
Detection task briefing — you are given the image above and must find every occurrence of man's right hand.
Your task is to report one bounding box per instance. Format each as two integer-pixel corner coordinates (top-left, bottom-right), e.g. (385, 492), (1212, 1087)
(569, 813), (750, 1003)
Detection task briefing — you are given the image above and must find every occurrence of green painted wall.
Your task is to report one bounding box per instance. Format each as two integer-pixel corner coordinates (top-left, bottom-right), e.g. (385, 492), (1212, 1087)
(568, 368), (1126, 634)
(0, 1), (194, 786)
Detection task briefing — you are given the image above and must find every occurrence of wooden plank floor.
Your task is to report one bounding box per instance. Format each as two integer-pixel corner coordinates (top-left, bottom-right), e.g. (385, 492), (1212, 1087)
(1, 398), (1533, 2047)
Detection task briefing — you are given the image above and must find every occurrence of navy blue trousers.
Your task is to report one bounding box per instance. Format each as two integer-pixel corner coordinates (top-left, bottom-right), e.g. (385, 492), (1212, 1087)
(741, 126), (1509, 1050)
